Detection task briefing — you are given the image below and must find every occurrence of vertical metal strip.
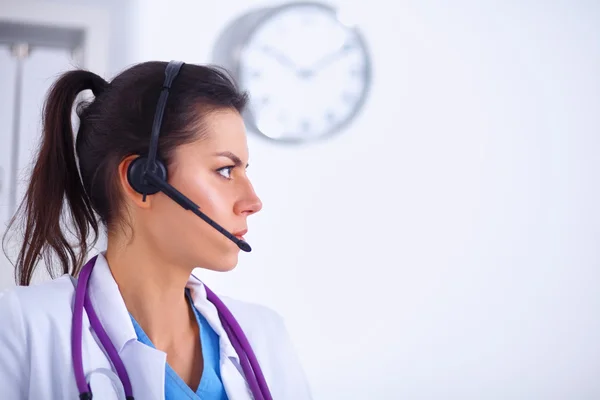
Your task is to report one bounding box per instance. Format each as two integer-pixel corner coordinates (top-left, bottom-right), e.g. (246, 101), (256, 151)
(8, 43), (29, 217)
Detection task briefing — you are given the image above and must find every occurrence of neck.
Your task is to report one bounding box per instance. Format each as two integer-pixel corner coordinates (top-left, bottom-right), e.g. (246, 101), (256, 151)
(104, 233), (195, 350)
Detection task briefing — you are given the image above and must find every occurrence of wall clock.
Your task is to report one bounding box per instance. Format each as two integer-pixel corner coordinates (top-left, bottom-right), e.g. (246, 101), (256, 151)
(212, 1), (372, 143)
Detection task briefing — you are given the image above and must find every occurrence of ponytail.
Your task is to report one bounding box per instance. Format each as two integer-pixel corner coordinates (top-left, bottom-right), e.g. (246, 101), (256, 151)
(3, 70), (108, 285)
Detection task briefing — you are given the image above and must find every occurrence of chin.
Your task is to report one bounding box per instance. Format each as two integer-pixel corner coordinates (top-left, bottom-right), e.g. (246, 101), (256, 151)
(222, 253), (240, 271)
(200, 253), (239, 273)
(219, 263), (238, 272)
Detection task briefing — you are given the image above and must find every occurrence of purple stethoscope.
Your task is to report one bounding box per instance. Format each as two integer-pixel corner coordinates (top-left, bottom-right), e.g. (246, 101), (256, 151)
(71, 255), (273, 400)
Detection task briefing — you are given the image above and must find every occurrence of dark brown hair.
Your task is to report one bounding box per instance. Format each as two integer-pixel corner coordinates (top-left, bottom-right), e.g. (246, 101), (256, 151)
(2, 61), (248, 285)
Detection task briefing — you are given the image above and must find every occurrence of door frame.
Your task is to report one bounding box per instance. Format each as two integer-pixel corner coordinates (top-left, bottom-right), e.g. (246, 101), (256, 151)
(0, 0), (110, 77)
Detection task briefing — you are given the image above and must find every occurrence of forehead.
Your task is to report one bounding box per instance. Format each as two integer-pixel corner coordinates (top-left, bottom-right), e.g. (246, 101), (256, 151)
(204, 109), (247, 143)
(181, 108), (249, 160)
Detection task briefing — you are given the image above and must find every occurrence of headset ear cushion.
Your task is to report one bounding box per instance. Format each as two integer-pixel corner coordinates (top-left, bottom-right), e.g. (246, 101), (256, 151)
(126, 156), (167, 195)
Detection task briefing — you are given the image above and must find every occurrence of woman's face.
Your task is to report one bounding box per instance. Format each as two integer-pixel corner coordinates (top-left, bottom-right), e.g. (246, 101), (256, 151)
(131, 108), (262, 272)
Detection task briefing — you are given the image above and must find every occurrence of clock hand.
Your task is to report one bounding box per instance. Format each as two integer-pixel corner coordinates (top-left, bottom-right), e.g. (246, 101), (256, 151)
(260, 46), (318, 80)
(260, 46), (299, 70)
(307, 41), (355, 72)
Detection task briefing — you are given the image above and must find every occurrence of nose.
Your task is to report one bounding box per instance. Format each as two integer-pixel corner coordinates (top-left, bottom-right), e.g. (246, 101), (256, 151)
(234, 181), (263, 217)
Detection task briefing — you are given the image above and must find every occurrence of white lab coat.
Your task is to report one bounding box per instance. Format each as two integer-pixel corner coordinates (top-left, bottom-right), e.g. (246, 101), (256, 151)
(0, 253), (312, 399)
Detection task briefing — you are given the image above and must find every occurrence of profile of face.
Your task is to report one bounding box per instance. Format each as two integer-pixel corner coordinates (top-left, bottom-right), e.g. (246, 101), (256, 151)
(118, 108), (262, 272)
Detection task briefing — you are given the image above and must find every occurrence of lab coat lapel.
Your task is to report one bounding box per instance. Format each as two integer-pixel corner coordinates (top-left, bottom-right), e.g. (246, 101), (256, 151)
(119, 341), (166, 400)
(186, 272), (253, 400)
(86, 254), (166, 400)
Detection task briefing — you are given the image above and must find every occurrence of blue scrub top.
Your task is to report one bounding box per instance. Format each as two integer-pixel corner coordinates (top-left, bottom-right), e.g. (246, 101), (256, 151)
(129, 289), (228, 399)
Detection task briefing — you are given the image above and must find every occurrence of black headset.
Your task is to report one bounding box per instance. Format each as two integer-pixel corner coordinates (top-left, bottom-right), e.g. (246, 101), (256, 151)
(126, 61), (251, 252)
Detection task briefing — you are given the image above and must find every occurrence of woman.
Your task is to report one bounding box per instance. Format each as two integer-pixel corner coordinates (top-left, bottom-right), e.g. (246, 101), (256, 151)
(0, 61), (312, 400)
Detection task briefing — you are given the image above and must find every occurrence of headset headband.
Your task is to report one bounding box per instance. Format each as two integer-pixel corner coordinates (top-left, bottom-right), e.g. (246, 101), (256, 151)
(141, 60), (185, 200)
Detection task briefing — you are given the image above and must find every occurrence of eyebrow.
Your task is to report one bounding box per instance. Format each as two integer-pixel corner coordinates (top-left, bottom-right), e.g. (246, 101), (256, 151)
(214, 151), (249, 168)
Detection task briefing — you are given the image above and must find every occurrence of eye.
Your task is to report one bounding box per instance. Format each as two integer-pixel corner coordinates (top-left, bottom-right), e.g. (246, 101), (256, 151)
(217, 166), (234, 180)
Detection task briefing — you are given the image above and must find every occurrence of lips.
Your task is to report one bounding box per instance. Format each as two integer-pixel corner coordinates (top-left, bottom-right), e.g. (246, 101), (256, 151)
(233, 229), (248, 240)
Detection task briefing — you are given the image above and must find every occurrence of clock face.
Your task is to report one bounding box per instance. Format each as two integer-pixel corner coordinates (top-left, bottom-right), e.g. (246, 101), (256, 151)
(237, 3), (371, 142)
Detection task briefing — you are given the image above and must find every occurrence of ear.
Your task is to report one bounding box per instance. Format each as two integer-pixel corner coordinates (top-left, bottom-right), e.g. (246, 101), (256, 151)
(117, 155), (153, 210)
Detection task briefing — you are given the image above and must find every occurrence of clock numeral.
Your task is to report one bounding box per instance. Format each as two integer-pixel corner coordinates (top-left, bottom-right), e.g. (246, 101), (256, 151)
(253, 96), (270, 112)
(341, 92), (355, 103)
(350, 66), (363, 77)
(342, 41), (357, 52)
(300, 119), (310, 132)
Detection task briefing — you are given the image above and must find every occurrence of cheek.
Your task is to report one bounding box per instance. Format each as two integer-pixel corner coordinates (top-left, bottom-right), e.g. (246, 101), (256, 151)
(173, 169), (231, 215)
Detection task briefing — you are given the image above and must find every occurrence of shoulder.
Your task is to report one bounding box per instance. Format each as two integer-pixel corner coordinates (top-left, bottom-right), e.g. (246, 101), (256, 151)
(0, 276), (76, 398)
(219, 296), (288, 351)
(219, 296), (314, 399)
(220, 296), (285, 333)
(0, 274), (76, 310)
(0, 275), (76, 329)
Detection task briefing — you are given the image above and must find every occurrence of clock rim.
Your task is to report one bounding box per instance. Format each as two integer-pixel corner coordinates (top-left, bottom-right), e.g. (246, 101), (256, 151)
(212, 1), (373, 144)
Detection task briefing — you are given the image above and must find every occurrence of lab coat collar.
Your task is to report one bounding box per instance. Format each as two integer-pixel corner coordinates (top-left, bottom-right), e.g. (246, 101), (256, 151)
(86, 253), (241, 359)
(86, 253), (166, 400)
(186, 271), (253, 398)
(185, 271), (239, 362)
(85, 253), (251, 399)
(86, 253), (137, 353)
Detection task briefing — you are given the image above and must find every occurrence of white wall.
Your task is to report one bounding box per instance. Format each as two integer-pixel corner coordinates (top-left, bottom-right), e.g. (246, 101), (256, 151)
(128, 1), (600, 398)
(2, 0), (600, 398)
